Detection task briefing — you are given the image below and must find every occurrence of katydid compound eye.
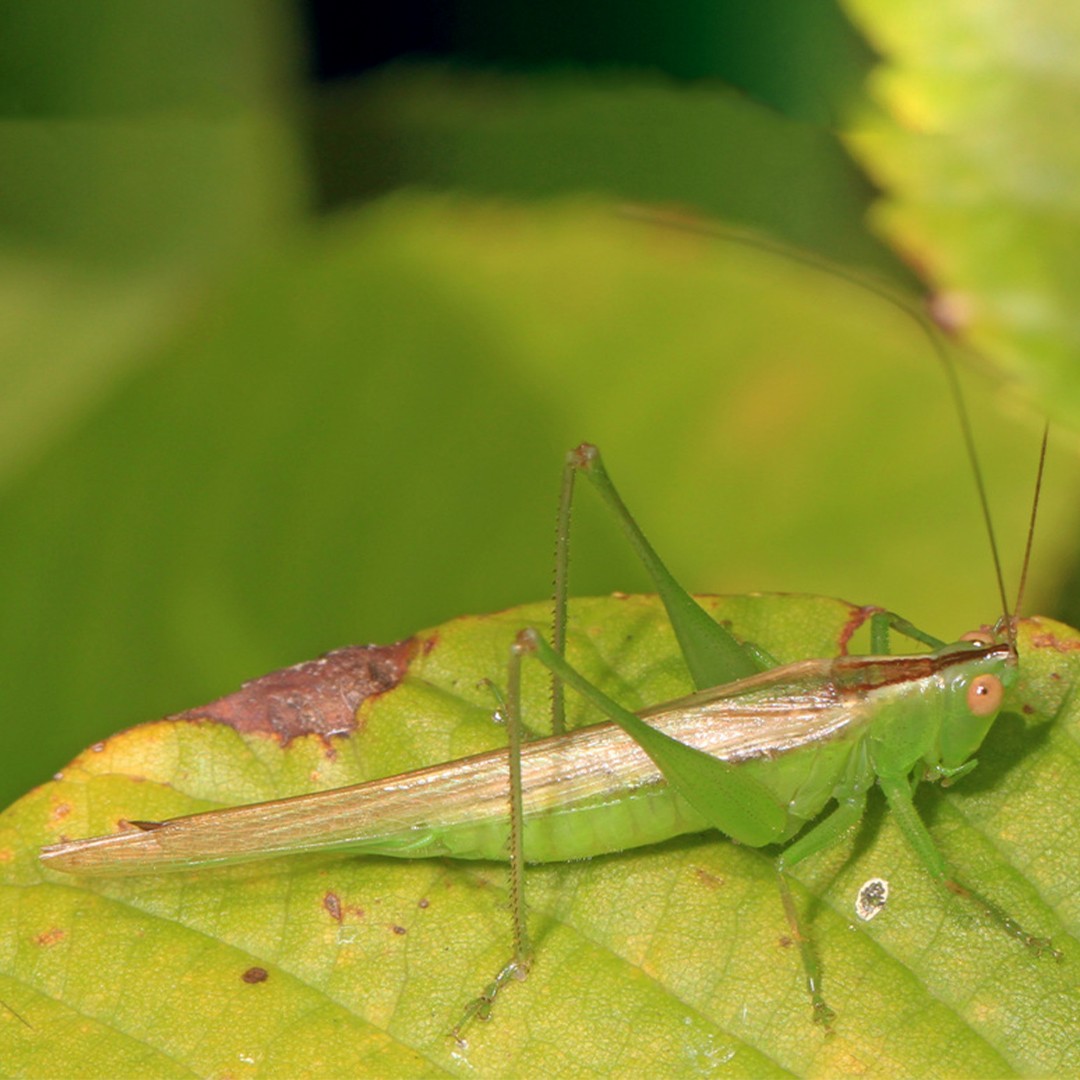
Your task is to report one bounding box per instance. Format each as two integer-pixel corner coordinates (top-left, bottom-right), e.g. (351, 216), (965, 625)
(967, 674), (1003, 717)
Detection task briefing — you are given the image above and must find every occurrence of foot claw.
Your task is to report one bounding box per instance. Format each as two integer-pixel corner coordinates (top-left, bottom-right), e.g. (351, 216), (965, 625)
(449, 957), (531, 1046)
(812, 999), (836, 1032)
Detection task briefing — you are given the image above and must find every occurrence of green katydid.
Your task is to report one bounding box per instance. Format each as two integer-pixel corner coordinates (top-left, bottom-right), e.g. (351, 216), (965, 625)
(38, 415), (1058, 1041)
(35, 215), (1061, 1039)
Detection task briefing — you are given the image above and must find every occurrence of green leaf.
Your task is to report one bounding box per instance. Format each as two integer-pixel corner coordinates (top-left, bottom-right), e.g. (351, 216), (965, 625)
(3, 596), (1076, 1076)
(841, 1), (1080, 426)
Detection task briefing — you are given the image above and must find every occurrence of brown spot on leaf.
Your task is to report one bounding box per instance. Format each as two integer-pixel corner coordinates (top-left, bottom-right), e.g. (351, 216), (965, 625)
(170, 640), (417, 743)
(35, 928), (65, 947)
(1030, 631), (1080, 654)
(418, 898), (429, 909)
(242, 967), (269, 984)
(693, 868), (723, 890)
(323, 892), (343, 923)
(391, 925), (407, 936)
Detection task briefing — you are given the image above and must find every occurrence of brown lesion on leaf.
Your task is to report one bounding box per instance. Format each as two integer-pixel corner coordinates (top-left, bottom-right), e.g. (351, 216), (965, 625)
(693, 868), (724, 890)
(323, 891), (343, 923)
(241, 967), (269, 984)
(168, 639), (418, 743)
(1029, 630), (1080, 654)
(34, 928), (65, 947)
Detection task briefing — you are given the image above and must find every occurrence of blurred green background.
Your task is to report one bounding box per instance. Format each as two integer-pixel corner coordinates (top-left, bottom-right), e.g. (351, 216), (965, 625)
(1, 1), (1077, 809)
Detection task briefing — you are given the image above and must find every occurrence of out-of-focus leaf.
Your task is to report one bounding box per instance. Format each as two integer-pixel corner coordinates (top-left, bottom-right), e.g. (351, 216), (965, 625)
(842, 1), (1080, 426)
(309, 64), (904, 280)
(0, 1), (303, 483)
(0, 1), (301, 267)
(3, 597), (1076, 1076)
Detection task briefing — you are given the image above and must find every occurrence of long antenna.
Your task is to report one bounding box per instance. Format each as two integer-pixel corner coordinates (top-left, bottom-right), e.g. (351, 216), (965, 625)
(934, 349), (1014, 644)
(619, 205), (1015, 636)
(1013, 423), (1049, 625)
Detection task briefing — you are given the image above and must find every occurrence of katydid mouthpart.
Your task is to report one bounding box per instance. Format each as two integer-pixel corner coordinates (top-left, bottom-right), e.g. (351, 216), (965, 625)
(39, 424), (1057, 1040)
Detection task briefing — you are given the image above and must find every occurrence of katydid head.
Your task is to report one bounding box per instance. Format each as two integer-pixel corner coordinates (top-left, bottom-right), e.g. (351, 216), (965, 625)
(926, 640), (1017, 781)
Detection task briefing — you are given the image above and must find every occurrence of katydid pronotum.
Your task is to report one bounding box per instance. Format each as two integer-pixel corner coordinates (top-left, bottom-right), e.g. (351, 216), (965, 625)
(39, 409), (1060, 1042)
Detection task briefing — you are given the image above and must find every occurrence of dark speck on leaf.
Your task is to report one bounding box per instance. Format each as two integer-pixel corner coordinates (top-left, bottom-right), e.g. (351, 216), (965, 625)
(694, 868), (723, 890)
(324, 891), (343, 923)
(242, 967), (269, 984)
